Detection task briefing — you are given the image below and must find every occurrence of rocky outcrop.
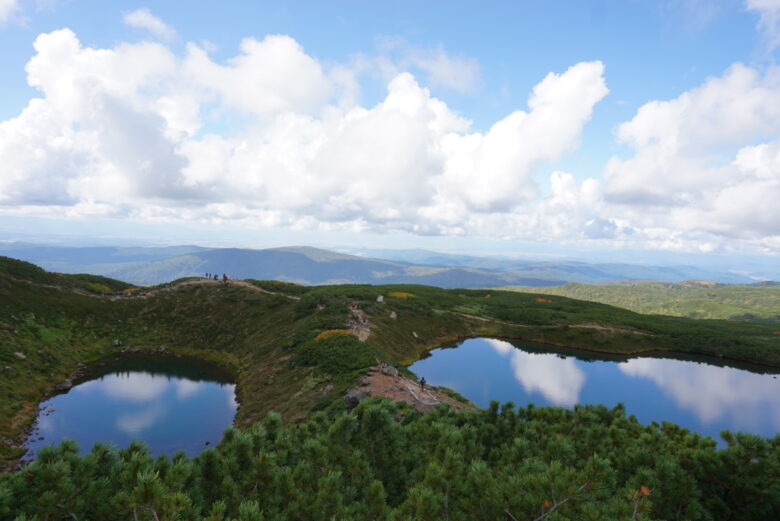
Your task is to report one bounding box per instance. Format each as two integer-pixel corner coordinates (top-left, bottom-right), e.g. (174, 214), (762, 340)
(347, 302), (371, 341)
(344, 389), (368, 410)
(380, 364), (399, 378)
(349, 365), (474, 413)
(54, 379), (73, 392)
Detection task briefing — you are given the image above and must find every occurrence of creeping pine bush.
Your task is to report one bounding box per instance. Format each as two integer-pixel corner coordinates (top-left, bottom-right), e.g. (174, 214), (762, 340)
(2, 399), (779, 521)
(294, 333), (375, 375)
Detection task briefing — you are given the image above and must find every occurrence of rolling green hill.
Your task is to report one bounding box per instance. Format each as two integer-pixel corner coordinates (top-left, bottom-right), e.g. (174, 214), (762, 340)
(501, 280), (780, 322)
(2, 257), (779, 518)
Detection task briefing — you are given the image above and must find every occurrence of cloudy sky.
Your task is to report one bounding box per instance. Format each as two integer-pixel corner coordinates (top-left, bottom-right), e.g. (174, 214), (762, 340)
(1, 0), (779, 260)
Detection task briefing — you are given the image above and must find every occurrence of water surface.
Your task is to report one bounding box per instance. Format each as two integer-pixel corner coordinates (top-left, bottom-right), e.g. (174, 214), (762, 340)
(25, 356), (237, 458)
(410, 338), (780, 442)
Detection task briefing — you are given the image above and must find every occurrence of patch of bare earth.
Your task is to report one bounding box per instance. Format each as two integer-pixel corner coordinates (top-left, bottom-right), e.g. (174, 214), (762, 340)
(357, 366), (472, 413)
(569, 323), (649, 336)
(347, 303), (371, 341)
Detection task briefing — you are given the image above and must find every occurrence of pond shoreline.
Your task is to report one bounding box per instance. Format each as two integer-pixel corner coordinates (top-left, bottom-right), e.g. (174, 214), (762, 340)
(411, 330), (780, 375)
(7, 347), (240, 472)
(408, 337), (780, 444)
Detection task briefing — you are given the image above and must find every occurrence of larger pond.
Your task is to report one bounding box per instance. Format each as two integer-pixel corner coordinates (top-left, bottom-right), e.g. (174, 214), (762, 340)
(25, 356), (237, 458)
(409, 338), (780, 442)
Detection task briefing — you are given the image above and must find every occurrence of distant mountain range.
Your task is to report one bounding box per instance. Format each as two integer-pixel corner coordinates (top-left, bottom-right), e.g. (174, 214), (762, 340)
(0, 243), (756, 287)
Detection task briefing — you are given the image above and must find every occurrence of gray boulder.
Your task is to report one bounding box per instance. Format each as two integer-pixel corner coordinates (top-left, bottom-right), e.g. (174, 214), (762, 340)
(344, 389), (368, 410)
(380, 365), (399, 377)
(54, 379), (73, 392)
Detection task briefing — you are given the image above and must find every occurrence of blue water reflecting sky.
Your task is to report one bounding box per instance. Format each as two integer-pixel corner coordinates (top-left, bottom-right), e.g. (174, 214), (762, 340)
(410, 338), (780, 442)
(26, 368), (237, 458)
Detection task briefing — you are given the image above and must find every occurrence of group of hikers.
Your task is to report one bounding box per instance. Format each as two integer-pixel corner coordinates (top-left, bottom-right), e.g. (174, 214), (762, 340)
(204, 272), (229, 282)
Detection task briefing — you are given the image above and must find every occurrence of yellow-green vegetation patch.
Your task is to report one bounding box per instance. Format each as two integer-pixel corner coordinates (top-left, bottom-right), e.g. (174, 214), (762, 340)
(388, 291), (416, 299)
(83, 282), (112, 293)
(314, 329), (354, 341)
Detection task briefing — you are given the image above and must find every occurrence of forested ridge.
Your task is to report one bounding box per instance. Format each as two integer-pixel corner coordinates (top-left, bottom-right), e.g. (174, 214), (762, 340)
(502, 281), (780, 322)
(2, 398), (779, 521)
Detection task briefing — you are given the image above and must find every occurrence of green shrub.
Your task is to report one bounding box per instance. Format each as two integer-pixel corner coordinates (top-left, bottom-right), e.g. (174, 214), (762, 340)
(294, 333), (375, 375)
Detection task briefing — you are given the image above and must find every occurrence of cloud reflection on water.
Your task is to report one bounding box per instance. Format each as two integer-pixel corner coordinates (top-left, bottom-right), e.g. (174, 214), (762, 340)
(618, 358), (780, 431)
(116, 404), (167, 435)
(485, 339), (586, 406)
(175, 379), (201, 400)
(224, 385), (238, 411)
(74, 372), (169, 403)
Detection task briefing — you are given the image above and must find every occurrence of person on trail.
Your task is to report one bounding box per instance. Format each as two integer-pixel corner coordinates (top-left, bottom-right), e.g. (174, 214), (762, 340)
(419, 377), (426, 391)
(213, 274), (218, 280)
(222, 273), (228, 282)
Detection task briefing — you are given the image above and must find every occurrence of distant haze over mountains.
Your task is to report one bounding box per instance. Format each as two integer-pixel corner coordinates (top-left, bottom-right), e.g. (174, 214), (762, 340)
(0, 243), (757, 287)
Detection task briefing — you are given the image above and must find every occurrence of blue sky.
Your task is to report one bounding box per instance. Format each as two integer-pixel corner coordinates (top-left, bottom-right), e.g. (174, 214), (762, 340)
(1, 0), (779, 266)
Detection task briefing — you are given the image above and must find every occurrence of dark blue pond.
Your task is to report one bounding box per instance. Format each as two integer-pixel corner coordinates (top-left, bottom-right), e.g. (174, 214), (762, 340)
(409, 338), (780, 442)
(25, 356), (237, 458)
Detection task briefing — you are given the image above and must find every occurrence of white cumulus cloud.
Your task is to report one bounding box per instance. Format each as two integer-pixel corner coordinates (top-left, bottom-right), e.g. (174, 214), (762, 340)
(4, 23), (780, 254)
(182, 35), (332, 118)
(603, 63), (780, 248)
(0, 27), (608, 241)
(123, 7), (176, 41)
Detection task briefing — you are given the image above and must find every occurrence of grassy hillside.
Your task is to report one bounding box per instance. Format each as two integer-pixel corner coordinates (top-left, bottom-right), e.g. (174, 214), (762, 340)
(2, 257), (779, 471)
(0, 256), (136, 294)
(502, 280), (780, 322)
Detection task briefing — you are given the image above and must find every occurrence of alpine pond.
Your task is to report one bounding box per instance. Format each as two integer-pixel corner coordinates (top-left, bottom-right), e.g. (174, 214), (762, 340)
(24, 356), (237, 459)
(410, 337), (780, 443)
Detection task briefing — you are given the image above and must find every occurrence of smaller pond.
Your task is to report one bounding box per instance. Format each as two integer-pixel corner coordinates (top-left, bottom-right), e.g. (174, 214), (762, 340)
(409, 338), (780, 443)
(25, 356), (237, 459)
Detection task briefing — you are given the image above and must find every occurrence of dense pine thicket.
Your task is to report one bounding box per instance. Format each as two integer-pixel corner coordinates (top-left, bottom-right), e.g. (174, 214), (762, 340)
(2, 398), (778, 521)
